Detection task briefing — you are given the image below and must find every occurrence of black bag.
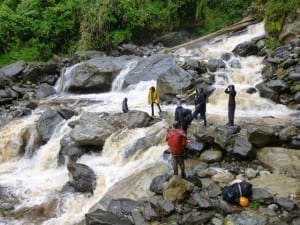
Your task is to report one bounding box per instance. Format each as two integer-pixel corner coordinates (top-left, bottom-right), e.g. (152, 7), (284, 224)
(222, 181), (252, 203)
(182, 108), (192, 125)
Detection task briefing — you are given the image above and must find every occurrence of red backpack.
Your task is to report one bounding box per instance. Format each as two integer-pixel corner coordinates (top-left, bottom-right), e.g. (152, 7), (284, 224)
(166, 129), (188, 155)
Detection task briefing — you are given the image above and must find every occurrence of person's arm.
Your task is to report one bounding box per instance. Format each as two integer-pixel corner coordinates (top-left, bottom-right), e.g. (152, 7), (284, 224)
(225, 86), (231, 94)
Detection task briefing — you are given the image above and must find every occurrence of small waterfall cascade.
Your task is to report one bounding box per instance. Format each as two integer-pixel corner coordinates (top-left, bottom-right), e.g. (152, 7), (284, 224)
(174, 22), (293, 118)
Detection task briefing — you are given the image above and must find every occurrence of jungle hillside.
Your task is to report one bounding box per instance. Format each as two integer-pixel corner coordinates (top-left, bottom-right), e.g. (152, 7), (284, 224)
(0, 0), (299, 67)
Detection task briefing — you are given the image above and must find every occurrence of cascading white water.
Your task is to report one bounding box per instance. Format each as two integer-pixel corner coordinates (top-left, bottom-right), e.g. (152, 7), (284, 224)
(174, 22), (293, 118)
(0, 22), (296, 225)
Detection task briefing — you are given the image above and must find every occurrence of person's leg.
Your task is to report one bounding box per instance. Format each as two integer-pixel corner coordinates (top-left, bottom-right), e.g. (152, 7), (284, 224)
(171, 155), (178, 176)
(229, 105), (235, 126)
(192, 107), (199, 120)
(151, 103), (154, 116)
(201, 112), (207, 126)
(156, 103), (162, 112)
(177, 156), (186, 178)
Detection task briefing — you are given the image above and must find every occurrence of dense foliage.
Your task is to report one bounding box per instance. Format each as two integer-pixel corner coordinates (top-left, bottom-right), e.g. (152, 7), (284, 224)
(0, 0), (88, 66)
(0, 0), (298, 67)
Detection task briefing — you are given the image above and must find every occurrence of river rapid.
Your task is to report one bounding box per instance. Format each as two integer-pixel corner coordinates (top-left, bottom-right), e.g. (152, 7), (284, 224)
(0, 22), (297, 225)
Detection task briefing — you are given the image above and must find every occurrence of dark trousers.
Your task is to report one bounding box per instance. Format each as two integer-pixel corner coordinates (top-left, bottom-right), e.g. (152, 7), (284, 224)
(151, 102), (162, 116)
(228, 104), (235, 126)
(192, 106), (207, 126)
(171, 155), (186, 178)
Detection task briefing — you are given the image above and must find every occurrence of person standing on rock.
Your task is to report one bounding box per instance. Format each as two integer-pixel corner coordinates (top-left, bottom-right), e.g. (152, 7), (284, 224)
(225, 84), (236, 126)
(166, 122), (188, 178)
(175, 98), (192, 134)
(192, 87), (207, 126)
(147, 86), (162, 116)
(122, 97), (129, 113)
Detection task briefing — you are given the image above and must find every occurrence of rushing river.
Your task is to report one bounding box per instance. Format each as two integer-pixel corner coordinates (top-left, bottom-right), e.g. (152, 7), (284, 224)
(0, 22), (296, 225)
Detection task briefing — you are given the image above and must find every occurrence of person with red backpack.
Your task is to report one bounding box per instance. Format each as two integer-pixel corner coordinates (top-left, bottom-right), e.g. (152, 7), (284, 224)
(166, 122), (188, 178)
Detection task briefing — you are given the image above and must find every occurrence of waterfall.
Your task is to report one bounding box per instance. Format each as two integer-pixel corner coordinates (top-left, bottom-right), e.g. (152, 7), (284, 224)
(174, 22), (293, 118)
(0, 22), (296, 225)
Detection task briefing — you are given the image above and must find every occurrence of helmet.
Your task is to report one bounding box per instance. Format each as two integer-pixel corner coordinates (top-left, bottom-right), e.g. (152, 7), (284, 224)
(239, 196), (249, 207)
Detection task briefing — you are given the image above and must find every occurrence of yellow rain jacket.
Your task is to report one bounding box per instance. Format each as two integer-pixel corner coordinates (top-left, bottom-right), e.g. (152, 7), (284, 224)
(148, 88), (160, 104)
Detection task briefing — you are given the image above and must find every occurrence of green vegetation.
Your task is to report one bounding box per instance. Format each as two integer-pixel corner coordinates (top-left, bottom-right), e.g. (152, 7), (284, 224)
(0, 0), (88, 66)
(249, 200), (260, 210)
(0, 0), (298, 67)
(264, 0), (299, 38)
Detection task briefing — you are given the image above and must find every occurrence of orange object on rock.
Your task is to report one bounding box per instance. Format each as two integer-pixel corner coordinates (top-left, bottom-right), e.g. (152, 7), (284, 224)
(239, 196), (249, 207)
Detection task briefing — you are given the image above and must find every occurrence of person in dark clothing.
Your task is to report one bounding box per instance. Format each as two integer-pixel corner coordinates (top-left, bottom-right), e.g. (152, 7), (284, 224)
(122, 97), (129, 113)
(166, 122), (188, 178)
(225, 84), (236, 126)
(192, 87), (207, 126)
(174, 99), (191, 134)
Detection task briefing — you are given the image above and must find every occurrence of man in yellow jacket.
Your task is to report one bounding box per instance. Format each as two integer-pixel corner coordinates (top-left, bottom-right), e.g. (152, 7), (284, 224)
(148, 86), (162, 116)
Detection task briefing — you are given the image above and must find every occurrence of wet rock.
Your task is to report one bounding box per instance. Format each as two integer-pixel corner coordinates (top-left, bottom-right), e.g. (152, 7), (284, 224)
(256, 83), (279, 102)
(107, 198), (138, 217)
(246, 87), (257, 94)
(85, 209), (133, 225)
(141, 201), (160, 222)
(275, 197), (296, 211)
(35, 83), (56, 99)
(57, 104), (78, 119)
(36, 109), (65, 142)
(67, 160), (97, 194)
(251, 188), (274, 204)
(206, 59), (226, 72)
(232, 41), (259, 57)
(150, 173), (172, 194)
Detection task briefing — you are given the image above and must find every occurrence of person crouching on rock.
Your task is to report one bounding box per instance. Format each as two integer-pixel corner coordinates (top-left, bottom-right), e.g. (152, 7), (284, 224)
(166, 122), (188, 178)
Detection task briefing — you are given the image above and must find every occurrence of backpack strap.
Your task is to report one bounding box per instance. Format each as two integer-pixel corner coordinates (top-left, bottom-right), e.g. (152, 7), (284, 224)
(238, 183), (242, 196)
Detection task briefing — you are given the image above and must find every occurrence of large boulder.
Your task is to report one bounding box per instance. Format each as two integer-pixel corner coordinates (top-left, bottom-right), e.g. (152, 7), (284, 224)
(0, 61), (25, 80)
(69, 112), (116, 146)
(67, 161), (97, 194)
(123, 54), (193, 100)
(22, 62), (59, 84)
(257, 147), (300, 178)
(61, 56), (138, 93)
(232, 41), (259, 57)
(35, 83), (56, 99)
(69, 111), (153, 146)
